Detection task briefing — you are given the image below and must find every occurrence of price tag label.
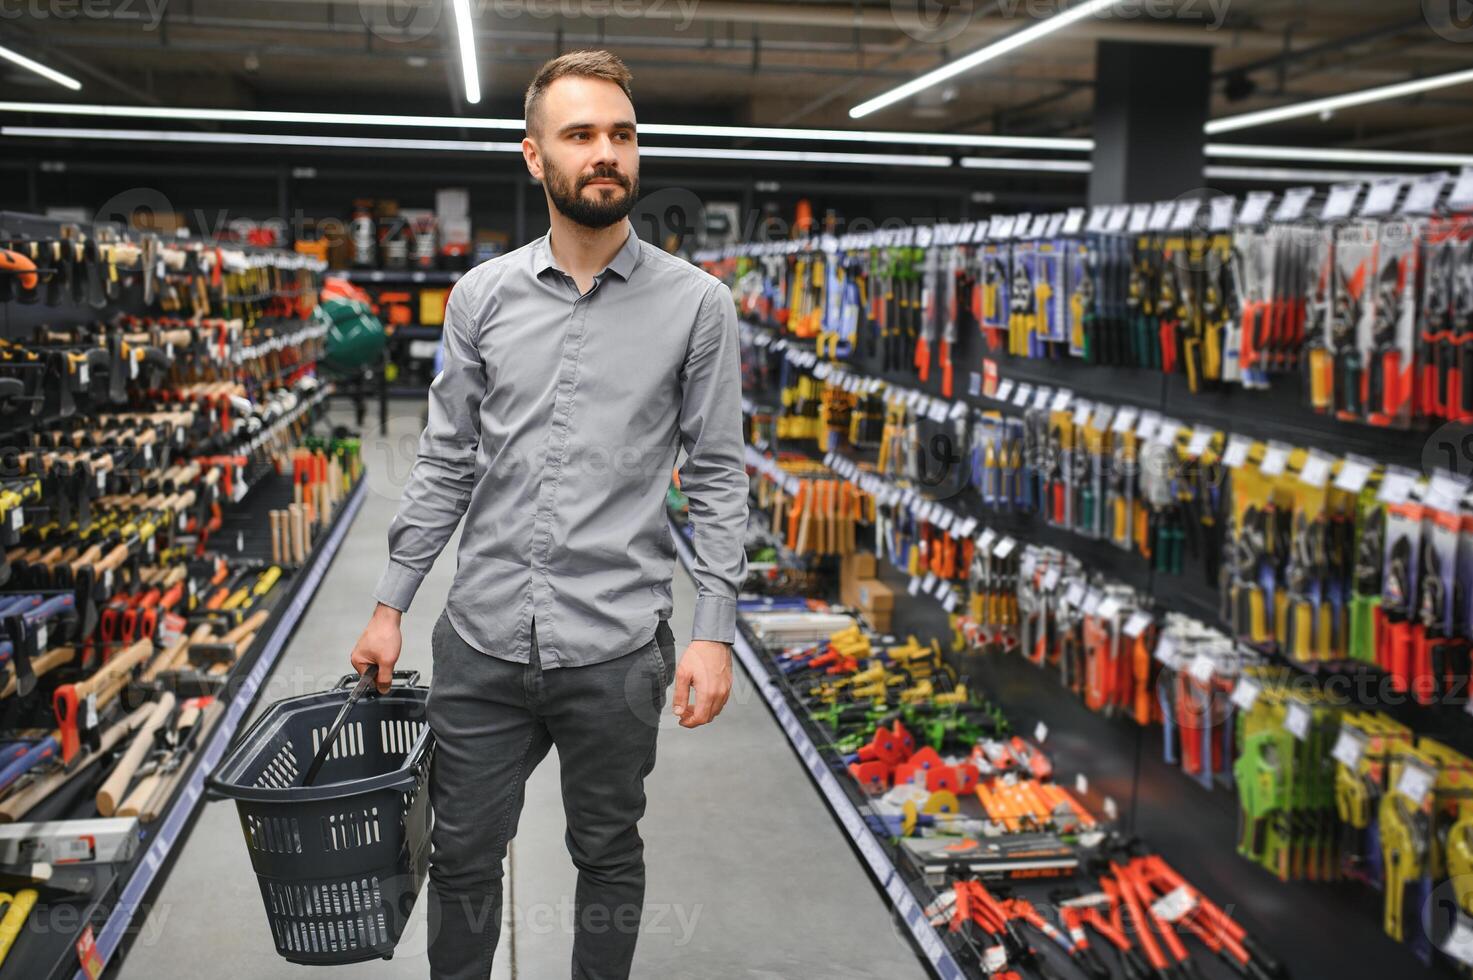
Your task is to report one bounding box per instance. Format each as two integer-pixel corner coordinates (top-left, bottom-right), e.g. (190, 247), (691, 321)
(1103, 796), (1119, 821)
(949, 400), (970, 421)
(78, 363), (90, 386)
(1377, 469), (1416, 504)
(1034, 721), (1049, 744)
(1185, 427), (1214, 458)
(1096, 595), (1122, 620)
(1403, 172), (1449, 215)
(1082, 588), (1103, 616)
(35, 623), (47, 652)
(928, 399), (951, 423)
(1111, 407), (1139, 434)
(1450, 166), (1473, 211)
(1397, 762), (1436, 805)
(1013, 383), (1034, 408)
(908, 575), (922, 596)
(1072, 401), (1093, 427)
(1043, 566), (1062, 591)
(993, 536), (1016, 559)
(1189, 654), (1217, 684)
(1219, 433), (1254, 468)
(1123, 610), (1153, 638)
(1360, 178), (1403, 216)
(1170, 199), (1200, 230)
(995, 379), (1015, 403)
(1150, 886), (1198, 924)
(1106, 205), (1130, 233)
(1051, 389), (1073, 412)
(1272, 187), (1315, 222)
(1075, 773), (1089, 795)
(1032, 386), (1053, 411)
(1298, 451), (1332, 488)
(1259, 442), (1290, 476)
(1148, 201), (1174, 230)
(1237, 191), (1274, 227)
(1128, 205), (1151, 233)
(8, 507), (21, 532)
(1154, 634), (1177, 665)
(1209, 196), (1236, 231)
(96, 471), (106, 493)
(1063, 208), (1086, 235)
(1045, 212), (1066, 238)
(1332, 729), (1367, 769)
(1154, 419), (1181, 447)
(1231, 676), (1261, 711)
(1334, 458), (1373, 493)
(1284, 703), (1313, 741)
(1320, 183), (1361, 221)
(1065, 581), (1086, 607)
(942, 591), (958, 612)
(922, 572), (938, 595)
(1086, 206), (1108, 233)
(1136, 412), (1161, 442)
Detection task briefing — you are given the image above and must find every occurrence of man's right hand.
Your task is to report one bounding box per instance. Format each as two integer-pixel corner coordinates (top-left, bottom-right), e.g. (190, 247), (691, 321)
(350, 603), (403, 694)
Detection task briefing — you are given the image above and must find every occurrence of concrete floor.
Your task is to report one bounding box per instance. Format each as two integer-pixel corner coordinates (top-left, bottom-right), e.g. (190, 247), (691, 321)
(116, 408), (926, 980)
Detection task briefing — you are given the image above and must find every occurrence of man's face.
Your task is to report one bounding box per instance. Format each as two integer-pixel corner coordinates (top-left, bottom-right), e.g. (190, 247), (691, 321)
(525, 76), (640, 230)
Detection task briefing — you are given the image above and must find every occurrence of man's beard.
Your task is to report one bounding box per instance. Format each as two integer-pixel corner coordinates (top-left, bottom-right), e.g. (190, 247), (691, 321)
(544, 157), (639, 229)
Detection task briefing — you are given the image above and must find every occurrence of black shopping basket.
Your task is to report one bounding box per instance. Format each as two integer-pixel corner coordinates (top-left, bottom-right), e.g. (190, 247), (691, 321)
(206, 669), (435, 965)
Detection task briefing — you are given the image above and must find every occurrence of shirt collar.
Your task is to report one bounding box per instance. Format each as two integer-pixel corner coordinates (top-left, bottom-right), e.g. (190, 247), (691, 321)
(534, 224), (641, 282)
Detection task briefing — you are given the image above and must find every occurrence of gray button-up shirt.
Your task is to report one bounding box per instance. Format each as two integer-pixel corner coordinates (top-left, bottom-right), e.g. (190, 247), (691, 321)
(372, 224), (749, 668)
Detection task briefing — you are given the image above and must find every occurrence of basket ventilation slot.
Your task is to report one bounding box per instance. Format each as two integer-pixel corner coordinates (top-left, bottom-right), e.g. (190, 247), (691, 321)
(312, 721), (365, 761)
(255, 742), (300, 789)
(245, 814), (303, 854)
(265, 876), (387, 954)
(322, 806), (383, 851)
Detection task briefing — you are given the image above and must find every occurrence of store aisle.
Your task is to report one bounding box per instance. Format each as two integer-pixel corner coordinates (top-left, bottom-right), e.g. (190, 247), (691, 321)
(118, 411), (925, 980)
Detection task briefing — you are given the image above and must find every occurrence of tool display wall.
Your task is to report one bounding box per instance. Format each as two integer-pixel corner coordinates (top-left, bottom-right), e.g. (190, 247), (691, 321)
(704, 170), (1473, 978)
(0, 211), (365, 979)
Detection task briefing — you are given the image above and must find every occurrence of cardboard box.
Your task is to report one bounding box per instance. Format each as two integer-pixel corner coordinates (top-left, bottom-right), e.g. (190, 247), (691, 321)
(841, 551), (876, 582)
(844, 576), (894, 633)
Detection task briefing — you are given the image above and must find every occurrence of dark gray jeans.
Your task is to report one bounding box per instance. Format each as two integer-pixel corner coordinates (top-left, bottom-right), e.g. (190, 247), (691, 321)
(424, 609), (675, 980)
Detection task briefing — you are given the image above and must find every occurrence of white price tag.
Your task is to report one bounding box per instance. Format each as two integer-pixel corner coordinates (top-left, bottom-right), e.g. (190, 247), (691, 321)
(1106, 205), (1130, 233)
(1189, 654), (1217, 684)
(1154, 419), (1181, 447)
(1284, 703), (1313, 741)
(1051, 389), (1073, 412)
(1128, 205), (1151, 233)
(1082, 589), (1103, 616)
(1334, 459), (1373, 493)
(922, 572), (938, 595)
(1154, 634), (1178, 665)
(1096, 596), (1122, 621)
(1072, 401), (1093, 427)
(1063, 208), (1086, 235)
(1320, 183), (1361, 221)
(1185, 427), (1214, 459)
(1402, 172), (1448, 215)
(1147, 201), (1174, 231)
(1397, 762), (1436, 805)
(78, 363), (89, 386)
(1209, 196), (1236, 231)
(942, 591), (958, 612)
(1032, 386), (1052, 411)
(1170, 199), (1200, 230)
(1332, 729), (1367, 770)
(908, 575), (922, 596)
(1103, 796), (1119, 821)
(1272, 187), (1314, 222)
(1012, 384), (1034, 408)
(1034, 721), (1048, 744)
(995, 379), (1015, 403)
(35, 623), (47, 652)
(1360, 178), (1402, 216)
(949, 400), (970, 421)
(1377, 470), (1416, 504)
(1237, 191), (1274, 227)
(927, 399), (950, 423)
(1123, 610), (1153, 638)
(1219, 433), (1254, 468)
(1450, 166), (1473, 211)
(1150, 886), (1198, 924)
(1298, 452), (1332, 489)
(1075, 773), (1089, 796)
(1259, 443), (1290, 476)
(1043, 566), (1062, 591)
(993, 536), (1016, 559)
(1135, 412), (1160, 442)
(1111, 407), (1139, 434)
(1065, 581), (1086, 607)
(8, 508), (20, 532)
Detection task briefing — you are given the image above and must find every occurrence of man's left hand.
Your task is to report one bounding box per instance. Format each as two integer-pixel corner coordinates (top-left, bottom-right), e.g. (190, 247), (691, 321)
(671, 640), (733, 729)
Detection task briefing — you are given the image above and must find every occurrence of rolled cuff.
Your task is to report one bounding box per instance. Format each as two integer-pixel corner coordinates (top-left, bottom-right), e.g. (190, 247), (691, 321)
(372, 560), (425, 613)
(690, 594), (737, 645)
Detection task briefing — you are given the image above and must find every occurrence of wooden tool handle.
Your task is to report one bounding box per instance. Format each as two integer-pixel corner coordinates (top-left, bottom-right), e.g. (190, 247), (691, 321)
(221, 610), (269, 645)
(0, 703), (152, 823)
(1, 647), (74, 700)
(140, 701), (224, 821)
(96, 693), (175, 816)
(93, 542), (131, 574)
(74, 639), (152, 699)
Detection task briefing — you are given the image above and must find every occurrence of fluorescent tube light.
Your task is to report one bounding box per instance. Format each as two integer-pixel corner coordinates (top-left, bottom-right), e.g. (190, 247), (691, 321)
(959, 157), (1092, 173)
(1205, 66), (1473, 135)
(850, 0), (1120, 119)
(0, 44), (82, 91)
(451, 0), (481, 105)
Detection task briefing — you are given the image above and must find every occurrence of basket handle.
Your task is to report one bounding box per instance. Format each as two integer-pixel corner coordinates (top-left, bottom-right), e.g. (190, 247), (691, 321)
(301, 668), (378, 787)
(334, 668), (421, 689)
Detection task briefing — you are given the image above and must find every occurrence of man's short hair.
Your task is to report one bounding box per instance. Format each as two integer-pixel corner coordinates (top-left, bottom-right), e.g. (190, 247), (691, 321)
(524, 49), (634, 139)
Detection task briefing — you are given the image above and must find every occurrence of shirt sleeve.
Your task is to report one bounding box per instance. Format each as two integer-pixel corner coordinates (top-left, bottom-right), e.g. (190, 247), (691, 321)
(371, 282), (484, 612)
(676, 280), (750, 643)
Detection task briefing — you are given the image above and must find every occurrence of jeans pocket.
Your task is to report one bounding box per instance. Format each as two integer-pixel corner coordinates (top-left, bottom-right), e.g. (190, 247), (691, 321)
(654, 619), (676, 689)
